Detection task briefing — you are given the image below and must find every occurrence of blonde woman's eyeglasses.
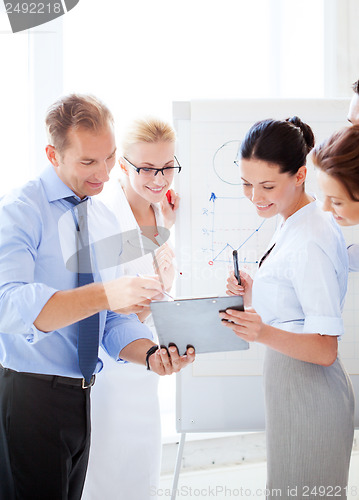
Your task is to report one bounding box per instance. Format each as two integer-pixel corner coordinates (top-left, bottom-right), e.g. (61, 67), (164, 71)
(123, 156), (182, 178)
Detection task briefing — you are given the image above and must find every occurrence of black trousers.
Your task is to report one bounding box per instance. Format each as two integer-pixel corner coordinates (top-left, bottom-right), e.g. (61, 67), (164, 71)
(0, 367), (91, 500)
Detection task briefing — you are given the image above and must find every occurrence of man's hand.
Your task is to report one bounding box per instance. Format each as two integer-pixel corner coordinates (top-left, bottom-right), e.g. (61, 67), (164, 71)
(104, 275), (163, 314)
(148, 345), (195, 375)
(34, 276), (163, 333)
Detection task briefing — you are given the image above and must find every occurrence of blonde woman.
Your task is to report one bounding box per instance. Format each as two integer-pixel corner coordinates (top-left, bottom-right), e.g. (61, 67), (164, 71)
(83, 118), (180, 500)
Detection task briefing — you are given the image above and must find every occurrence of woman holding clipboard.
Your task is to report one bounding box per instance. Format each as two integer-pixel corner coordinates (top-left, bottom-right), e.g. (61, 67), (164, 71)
(222, 118), (354, 498)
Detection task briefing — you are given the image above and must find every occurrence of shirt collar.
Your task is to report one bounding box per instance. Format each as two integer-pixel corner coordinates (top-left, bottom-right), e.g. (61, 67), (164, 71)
(39, 165), (93, 205)
(280, 194), (317, 228)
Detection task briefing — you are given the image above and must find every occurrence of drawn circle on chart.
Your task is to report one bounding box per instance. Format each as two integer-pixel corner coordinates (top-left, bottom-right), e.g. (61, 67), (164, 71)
(213, 140), (242, 185)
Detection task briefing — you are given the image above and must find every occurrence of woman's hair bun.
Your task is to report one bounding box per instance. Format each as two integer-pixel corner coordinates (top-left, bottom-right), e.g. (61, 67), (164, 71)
(286, 116), (315, 153)
(240, 116), (315, 175)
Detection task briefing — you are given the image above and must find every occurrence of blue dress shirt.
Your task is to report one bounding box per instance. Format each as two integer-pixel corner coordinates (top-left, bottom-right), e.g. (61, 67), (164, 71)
(0, 165), (153, 377)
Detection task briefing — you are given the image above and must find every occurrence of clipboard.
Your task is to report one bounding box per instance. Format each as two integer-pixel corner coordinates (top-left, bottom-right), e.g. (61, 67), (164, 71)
(150, 295), (249, 355)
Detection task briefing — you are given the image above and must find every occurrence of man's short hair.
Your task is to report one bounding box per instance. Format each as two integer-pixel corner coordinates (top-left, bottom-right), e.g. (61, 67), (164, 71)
(46, 94), (114, 154)
(352, 80), (359, 95)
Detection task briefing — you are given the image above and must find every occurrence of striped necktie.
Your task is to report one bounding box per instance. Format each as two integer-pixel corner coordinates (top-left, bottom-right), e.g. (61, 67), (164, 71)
(65, 196), (99, 387)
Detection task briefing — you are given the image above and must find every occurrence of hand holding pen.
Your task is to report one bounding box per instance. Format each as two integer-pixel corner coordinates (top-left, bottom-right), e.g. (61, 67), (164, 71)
(160, 189), (180, 229)
(233, 250), (241, 285)
(226, 250), (253, 307)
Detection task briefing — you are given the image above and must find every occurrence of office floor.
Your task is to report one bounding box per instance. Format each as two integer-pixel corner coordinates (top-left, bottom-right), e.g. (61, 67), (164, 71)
(159, 448), (359, 500)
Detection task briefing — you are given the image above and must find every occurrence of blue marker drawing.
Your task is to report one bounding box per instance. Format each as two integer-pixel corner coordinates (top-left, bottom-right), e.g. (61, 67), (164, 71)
(209, 192), (217, 202)
(202, 191), (276, 266)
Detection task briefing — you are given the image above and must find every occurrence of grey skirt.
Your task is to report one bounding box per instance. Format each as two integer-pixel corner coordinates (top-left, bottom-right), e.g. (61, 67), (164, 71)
(264, 348), (354, 500)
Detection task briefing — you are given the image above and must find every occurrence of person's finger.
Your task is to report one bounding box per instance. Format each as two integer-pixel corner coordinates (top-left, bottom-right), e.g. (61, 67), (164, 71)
(226, 283), (244, 296)
(126, 305), (148, 314)
(140, 274), (161, 281)
(168, 342), (179, 353)
(155, 253), (172, 265)
(139, 287), (162, 299)
(170, 191), (180, 210)
(244, 307), (256, 313)
(172, 196), (180, 211)
(149, 350), (165, 375)
(222, 320), (249, 340)
(155, 245), (175, 260)
(157, 253), (174, 265)
(140, 276), (162, 287)
(138, 277), (163, 293)
(138, 298), (151, 307)
(220, 309), (246, 321)
(168, 345), (181, 372)
(182, 347), (195, 364)
(220, 312), (235, 324)
(159, 347), (173, 374)
(156, 261), (172, 274)
(186, 346), (195, 355)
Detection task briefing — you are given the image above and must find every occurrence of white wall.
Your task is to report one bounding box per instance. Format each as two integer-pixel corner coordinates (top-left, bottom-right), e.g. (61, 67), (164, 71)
(324, 0), (359, 96)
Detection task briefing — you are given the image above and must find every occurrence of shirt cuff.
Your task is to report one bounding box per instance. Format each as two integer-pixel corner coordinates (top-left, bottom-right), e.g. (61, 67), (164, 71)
(25, 324), (56, 343)
(1, 283), (58, 341)
(303, 316), (344, 337)
(102, 313), (154, 362)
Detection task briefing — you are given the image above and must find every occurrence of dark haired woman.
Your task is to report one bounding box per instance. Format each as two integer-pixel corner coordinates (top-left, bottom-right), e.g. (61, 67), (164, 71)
(222, 118), (354, 498)
(313, 125), (359, 273)
(314, 125), (359, 269)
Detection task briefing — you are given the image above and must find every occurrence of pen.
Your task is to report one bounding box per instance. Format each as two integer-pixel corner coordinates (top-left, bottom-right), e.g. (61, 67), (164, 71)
(232, 250), (241, 285)
(162, 289), (175, 301)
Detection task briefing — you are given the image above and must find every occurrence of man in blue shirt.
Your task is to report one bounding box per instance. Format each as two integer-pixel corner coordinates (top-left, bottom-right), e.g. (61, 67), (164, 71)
(0, 94), (195, 500)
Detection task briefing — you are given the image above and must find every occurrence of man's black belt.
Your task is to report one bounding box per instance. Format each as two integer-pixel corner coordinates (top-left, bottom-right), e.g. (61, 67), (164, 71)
(0, 365), (95, 389)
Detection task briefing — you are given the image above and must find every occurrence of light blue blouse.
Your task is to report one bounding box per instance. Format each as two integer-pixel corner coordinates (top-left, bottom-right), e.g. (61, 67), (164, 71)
(252, 200), (348, 337)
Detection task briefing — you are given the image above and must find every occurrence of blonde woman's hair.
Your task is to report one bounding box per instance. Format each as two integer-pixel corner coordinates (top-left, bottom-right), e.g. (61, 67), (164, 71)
(122, 117), (176, 157)
(46, 94), (114, 154)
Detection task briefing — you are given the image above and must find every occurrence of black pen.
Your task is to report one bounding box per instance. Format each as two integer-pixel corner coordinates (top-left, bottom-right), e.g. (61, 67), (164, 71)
(232, 250), (241, 285)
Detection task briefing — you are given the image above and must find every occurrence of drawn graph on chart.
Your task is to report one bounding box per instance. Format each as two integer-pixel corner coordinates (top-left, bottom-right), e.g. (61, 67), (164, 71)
(190, 140), (279, 376)
(192, 139), (278, 295)
(205, 192), (275, 267)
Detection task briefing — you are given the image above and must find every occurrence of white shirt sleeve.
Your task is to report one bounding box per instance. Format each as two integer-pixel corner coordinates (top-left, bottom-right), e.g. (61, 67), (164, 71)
(292, 240), (344, 336)
(348, 244), (359, 272)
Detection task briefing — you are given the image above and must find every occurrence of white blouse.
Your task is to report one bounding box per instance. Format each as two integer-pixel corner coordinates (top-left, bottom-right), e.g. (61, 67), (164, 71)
(98, 178), (167, 333)
(83, 179), (165, 500)
(348, 244), (359, 272)
(252, 200), (348, 337)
